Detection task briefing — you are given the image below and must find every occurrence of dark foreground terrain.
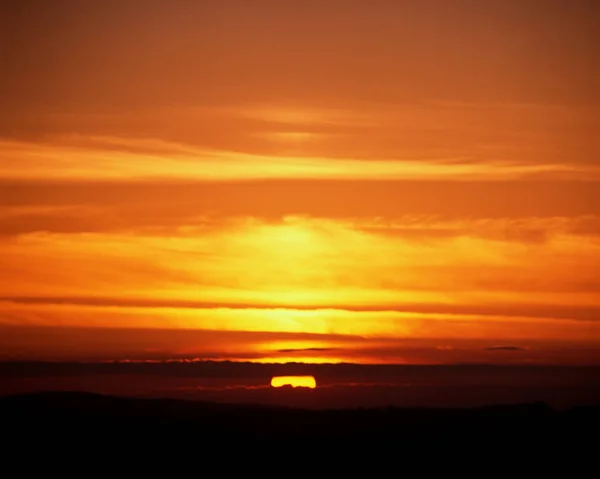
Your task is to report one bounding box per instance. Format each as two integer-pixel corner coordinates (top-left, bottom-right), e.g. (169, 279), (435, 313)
(2, 391), (599, 452)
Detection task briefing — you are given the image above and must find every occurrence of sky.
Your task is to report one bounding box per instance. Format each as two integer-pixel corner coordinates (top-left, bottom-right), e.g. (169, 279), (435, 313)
(1, 0), (599, 365)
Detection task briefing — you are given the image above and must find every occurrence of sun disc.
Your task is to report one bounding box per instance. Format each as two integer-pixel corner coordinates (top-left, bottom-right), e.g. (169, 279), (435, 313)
(270, 375), (317, 388)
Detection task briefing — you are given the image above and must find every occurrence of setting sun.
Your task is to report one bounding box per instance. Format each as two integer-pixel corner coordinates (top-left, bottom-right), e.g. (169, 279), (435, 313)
(270, 376), (317, 389)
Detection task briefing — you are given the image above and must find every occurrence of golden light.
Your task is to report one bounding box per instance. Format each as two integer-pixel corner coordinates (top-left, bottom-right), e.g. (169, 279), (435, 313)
(270, 375), (317, 388)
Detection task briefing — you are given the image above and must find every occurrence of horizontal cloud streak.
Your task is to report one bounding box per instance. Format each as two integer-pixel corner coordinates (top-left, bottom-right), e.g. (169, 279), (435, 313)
(2, 180), (598, 230)
(1, 137), (595, 182)
(277, 347), (335, 353)
(1, 325), (598, 365)
(3, 99), (597, 168)
(485, 346), (528, 351)
(2, 296), (600, 323)
(2, 197), (600, 243)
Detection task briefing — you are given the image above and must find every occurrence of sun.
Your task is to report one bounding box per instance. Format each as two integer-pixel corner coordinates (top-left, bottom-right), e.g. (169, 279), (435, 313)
(270, 375), (317, 388)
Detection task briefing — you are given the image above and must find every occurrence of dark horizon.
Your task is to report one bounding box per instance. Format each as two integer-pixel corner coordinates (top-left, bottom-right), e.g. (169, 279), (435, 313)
(3, 360), (599, 411)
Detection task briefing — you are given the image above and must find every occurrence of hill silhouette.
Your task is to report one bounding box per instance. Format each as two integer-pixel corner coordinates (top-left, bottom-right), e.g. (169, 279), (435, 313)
(2, 391), (599, 448)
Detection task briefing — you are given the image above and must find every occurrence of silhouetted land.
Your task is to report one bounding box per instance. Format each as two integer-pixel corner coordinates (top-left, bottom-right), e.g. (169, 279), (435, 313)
(3, 362), (600, 409)
(2, 391), (599, 450)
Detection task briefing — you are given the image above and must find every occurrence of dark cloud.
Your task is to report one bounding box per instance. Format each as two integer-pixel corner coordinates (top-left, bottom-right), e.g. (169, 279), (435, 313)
(0, 324), (365, 363)
(276, 347), (335, 353)
(485, 346), (528, 351)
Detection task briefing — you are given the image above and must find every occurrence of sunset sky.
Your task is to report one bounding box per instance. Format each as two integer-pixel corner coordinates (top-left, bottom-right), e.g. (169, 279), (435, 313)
(1, 0), (599, 365)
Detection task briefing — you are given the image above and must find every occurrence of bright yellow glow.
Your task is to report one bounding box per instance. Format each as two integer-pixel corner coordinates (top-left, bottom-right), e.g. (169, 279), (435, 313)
(2, 214), (600, 349)
(270, 376), (317, 388)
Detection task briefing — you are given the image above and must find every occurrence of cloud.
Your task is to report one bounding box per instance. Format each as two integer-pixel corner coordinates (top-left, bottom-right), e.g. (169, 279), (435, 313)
(276, 347), (335, 353)
(356, 216), (600, 244)
(485, 346), (528, 351)
(1, 213), (600, 337)
(2, 179), (598, 229)
(2, 295), (600, 323)
(172, 385), (270, 392)
(3, 97), (596, 168)
(2, 197), (600, 247)
(1, 136), (594, 183)
(1, 323), (598, 365)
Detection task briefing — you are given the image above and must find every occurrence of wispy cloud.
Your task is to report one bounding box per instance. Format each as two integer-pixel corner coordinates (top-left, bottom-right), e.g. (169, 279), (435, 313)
(276, 347), (335, 353)
(1, 136), (593, 182)
(484, 346), (529, 351)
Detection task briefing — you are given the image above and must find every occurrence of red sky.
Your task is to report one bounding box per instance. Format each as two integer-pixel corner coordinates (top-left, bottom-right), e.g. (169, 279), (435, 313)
(1, 0), (599, 365)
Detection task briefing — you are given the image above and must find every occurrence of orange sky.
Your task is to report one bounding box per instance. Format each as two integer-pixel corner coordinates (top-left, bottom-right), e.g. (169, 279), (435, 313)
(1, 0), (599, 365)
